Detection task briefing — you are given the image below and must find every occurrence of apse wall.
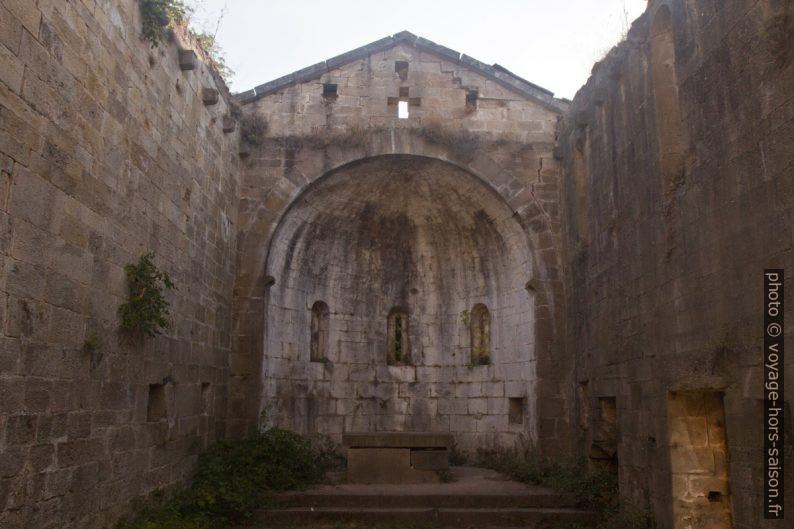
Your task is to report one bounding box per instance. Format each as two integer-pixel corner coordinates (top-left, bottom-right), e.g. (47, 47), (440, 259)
(231, 35), (570, 453)
(261, 155), (537, 451)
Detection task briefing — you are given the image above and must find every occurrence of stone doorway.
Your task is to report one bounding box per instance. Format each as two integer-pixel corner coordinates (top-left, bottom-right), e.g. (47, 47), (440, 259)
(667, 391), (732, 529)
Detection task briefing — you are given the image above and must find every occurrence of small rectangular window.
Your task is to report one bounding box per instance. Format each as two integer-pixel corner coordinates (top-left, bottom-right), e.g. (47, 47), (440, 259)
(201, 382), (211, 414)
(399, 86), (409, 98)
(322, 83), (338, 101)
(465, 89), (479, 113)
(397, 101), (409, 119)
(508, 397), (525, 425)
(147, 384), (166, 422)
(395, 61), (409, 81)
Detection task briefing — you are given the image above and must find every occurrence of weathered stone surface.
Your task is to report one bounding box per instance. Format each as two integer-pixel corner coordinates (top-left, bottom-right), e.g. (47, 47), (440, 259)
(558, 1), (794, 528)
(202, 88), (219, 106)
(178, 49), (197, 70)
(410, 449), (449, 470)
(0, 1), (239, 527)
(1, 0), (790, 527)
(238, 40), (569, 458)
(343, 432), (454, 449)
(347, 448), (441, 484)
(222, 116), (236, 133)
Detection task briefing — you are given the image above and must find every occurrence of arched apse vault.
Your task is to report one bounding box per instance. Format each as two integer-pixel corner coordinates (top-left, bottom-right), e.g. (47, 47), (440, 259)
(261, 154), (537, 451)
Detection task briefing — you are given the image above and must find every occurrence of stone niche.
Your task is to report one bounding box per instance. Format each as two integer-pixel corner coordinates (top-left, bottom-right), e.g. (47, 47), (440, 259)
(260, 154), (537, 451)
(667, 391), (732, 529)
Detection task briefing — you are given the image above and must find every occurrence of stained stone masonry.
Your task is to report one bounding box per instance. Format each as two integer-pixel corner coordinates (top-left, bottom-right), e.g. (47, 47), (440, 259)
(0, 1), (239, 527)
(230, 36), (570, 454)
(0, 0), (792, 528)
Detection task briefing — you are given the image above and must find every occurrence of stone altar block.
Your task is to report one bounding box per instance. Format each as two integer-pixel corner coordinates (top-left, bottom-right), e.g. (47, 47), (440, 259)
(342, 432), (453, 484)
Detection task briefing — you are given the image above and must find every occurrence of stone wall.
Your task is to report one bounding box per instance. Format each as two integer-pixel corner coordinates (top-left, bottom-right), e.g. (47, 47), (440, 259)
(0, 1), (240, 527)
(6, 0), (791, 526)
(558, 0), (794, 527)
(231, 40), (573, 454)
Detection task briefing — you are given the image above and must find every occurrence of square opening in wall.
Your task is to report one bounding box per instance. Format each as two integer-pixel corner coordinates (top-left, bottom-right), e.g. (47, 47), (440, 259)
(322, 83), (338, 101)
(508, 397), (525, 425)
(147, 384), (166, 422)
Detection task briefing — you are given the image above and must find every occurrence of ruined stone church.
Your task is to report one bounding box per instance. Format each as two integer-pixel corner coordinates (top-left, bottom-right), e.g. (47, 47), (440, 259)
(0, 0), (791, 528)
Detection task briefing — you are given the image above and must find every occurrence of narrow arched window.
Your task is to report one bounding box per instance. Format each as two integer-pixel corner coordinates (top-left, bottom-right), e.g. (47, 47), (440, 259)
(310, 301), (329, 362)
(470, 304), (490, 365)
(387, 307), (410, 365)
(650, 5), (685, 197)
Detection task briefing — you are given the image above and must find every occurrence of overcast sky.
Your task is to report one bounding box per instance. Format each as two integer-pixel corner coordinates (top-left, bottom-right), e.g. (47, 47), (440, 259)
(186, 0), (647, 100)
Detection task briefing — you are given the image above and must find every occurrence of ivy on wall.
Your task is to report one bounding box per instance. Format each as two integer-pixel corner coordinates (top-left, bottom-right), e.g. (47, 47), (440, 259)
(118, 253), (176, 338)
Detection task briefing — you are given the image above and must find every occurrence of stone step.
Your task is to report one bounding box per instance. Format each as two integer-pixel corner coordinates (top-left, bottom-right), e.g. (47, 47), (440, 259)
(253, 506), (599, 527)
(275, 491), (579, 509)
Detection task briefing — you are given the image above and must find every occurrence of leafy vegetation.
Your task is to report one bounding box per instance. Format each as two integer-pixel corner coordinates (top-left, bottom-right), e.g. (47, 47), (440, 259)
(240, 113), (269, 147)
(479, 448), (655, 529)
(118, 429), (337, 529)
(139, 0), (188, 45)
(139, 1), (233, 82)
(194, 31), (233, 81)
(118, 253), (176, 338)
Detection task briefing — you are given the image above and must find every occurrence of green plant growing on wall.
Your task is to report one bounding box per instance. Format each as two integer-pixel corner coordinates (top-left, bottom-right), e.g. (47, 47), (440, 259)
(240, 114), (269, 147)
(139, 0), (188, 45)
(119, 253), (176, 338)
(195, 31), (234, 81)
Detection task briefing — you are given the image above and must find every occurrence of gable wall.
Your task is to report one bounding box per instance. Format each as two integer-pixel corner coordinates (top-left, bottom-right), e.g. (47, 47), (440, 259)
(231, 43), (572, 454)
(248, 44), (559, 142)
